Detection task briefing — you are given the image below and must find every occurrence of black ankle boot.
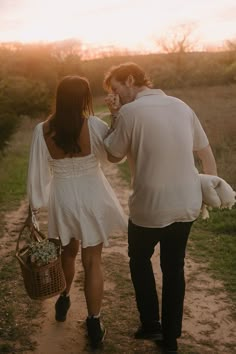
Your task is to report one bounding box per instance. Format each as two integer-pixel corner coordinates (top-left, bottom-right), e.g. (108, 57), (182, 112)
(86, 316), (106, 348)
(55, 293), (71, 322)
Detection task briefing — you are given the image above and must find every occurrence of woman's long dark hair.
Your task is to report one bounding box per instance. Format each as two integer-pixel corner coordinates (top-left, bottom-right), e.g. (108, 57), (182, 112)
(48, 75), (94, 154)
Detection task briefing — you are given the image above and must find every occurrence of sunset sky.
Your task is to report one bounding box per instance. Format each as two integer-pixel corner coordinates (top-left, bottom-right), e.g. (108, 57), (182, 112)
(0, 0), (236, 52)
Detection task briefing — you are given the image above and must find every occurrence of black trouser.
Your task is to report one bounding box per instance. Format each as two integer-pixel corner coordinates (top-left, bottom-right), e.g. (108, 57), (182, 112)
(128, 219), (193, 341)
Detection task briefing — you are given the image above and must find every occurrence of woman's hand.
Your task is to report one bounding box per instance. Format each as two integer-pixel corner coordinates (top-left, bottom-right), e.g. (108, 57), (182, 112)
(24, 206), (40, 230)
(105, 93), (121, 114)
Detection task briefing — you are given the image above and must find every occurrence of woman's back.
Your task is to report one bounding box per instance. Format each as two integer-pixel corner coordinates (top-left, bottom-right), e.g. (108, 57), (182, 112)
(43, 118), (91, 159)
(29, 116), (127, 248)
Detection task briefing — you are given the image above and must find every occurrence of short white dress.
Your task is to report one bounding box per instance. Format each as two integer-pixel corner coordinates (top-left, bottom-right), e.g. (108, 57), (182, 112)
(27, 116), (128, 248)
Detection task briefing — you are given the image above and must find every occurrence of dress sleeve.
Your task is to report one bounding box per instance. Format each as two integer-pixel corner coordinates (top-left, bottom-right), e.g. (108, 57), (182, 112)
(104, 111), (130, 159)
(89, 116), (110, 166)
(27, 123), (52, 210)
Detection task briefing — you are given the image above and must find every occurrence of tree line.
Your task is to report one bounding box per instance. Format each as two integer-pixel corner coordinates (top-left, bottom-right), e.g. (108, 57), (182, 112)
(0, 40), (236, 152)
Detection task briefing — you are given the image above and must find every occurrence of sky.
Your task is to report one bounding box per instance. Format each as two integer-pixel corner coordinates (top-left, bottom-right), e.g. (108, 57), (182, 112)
(0, 0), (236, 52)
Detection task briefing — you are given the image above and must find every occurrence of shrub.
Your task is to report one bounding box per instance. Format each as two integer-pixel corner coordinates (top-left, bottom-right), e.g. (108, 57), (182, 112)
(0, 112), (18, 152)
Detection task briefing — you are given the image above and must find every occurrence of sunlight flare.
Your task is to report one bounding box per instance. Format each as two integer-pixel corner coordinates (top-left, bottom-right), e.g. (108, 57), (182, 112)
(0, 0), (235, 51)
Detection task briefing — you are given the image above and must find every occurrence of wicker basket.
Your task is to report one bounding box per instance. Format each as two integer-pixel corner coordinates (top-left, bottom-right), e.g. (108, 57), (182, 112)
(15, 224), (66, 300)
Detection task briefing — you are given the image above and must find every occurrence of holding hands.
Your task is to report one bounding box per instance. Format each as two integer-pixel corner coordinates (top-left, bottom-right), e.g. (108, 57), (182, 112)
(105, 94), (121, 131)
(105, 93), (121, 114)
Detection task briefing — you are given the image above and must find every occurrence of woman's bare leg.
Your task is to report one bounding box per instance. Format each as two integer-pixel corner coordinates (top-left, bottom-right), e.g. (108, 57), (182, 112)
(55, 238), (79, 322)
(81, 243), (103, 316)
(61, 238), (79, 294)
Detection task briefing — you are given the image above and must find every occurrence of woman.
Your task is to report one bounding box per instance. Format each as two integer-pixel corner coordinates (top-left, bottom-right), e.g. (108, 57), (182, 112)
(26, 75), (127, 348)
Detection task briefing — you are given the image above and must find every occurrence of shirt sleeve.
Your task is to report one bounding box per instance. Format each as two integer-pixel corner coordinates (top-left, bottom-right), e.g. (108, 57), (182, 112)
(104, 111), (131, 159)
(27, 123), (52, 210)
(192, 111), (209, 151)
(89, 116), (110, 165)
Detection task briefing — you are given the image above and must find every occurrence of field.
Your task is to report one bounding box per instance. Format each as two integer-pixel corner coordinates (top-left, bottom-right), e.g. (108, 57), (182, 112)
(116, 83), (236, 295)
(0, 84), (235, 353)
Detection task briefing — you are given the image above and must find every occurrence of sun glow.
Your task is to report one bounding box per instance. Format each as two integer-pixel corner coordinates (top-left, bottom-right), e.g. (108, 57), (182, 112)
(0, 0), (236, 52)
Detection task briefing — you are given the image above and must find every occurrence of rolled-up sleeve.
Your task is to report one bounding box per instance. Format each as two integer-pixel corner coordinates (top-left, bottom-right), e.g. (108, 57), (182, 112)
(27, 123), (52, 210)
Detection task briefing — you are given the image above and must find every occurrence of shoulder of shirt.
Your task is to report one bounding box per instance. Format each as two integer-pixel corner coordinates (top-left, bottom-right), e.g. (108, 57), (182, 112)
(119, 94), (194, 123)
(119, 102), (135, 116)
(169, 97), (198, 122)
(166, 95), (192, 109)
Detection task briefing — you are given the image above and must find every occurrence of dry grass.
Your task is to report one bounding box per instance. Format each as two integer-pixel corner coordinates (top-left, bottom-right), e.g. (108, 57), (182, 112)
(166, 84), (236, 187)
(100, 84), (236, 187)
(0, 85), (235, 353)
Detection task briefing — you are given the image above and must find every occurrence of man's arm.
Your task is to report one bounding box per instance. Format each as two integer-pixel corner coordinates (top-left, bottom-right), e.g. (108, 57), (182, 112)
(195, 144), (217, 175)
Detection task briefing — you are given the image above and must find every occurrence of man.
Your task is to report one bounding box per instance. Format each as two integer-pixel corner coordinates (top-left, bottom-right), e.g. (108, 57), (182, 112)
(103, 62), (217, 354)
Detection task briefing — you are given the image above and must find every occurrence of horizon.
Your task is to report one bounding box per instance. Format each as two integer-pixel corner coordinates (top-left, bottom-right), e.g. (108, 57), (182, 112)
(0, 0), (236, 54)
(0, 37), (234, 61)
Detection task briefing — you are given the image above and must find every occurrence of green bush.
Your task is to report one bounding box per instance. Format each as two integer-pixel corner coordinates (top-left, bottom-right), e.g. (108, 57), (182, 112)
(0, 112), (18, 152)
(0, 76), (51, 116)
(0, 76), (52, 152)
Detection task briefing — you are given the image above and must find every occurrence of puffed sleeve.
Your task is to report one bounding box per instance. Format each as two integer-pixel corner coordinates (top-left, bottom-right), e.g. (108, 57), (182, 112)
(104, 110), (130, 159)
(27, 123), (52, 210)
(89, 116), (110, 166)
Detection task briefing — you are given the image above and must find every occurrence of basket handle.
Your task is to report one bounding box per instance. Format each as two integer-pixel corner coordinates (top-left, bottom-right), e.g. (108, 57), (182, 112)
(15, 251), (31, 270)
(15, 223), (46, 254)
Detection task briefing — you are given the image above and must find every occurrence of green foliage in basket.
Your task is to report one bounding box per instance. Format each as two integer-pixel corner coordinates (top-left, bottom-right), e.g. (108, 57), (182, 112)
(29, 240), (58, 267)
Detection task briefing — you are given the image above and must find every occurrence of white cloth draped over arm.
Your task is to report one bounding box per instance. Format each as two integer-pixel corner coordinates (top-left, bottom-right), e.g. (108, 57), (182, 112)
(199, 174), (236, 219)
(27, 123), (52, 211)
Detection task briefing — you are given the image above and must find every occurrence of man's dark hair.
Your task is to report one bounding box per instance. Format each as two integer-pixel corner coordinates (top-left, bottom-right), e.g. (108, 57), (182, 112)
(103, 62), (153, 92)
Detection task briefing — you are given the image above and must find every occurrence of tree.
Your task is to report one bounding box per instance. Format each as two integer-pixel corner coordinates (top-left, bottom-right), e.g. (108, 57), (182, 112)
(225, 39), (236, 52)
(154, 23), (198, 54)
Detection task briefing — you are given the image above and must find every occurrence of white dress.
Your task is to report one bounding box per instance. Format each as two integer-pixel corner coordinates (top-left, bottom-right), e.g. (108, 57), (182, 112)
(27, 116), (128, 248)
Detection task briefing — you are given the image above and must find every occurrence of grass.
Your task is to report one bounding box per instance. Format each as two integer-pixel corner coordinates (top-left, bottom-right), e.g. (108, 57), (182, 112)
(190, 214), (236, 306)
(93, 96), (108, 114)
(0, 85), (235, 352)
(0, 118), (34, 214)
(166, 85), (236, 189)
(102, 84), (236, 311)
(0, 251), (41, 353)
(99, 84), (236, 188)
(0, 117), (42, 352)
(118, 156), (236, 307)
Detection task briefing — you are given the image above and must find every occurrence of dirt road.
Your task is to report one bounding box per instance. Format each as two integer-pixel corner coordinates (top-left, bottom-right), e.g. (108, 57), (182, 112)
(5, 162), (236, 354)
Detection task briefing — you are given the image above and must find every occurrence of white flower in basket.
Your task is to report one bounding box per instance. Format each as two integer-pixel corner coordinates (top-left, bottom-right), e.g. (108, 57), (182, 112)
(29, 239), (58, 267)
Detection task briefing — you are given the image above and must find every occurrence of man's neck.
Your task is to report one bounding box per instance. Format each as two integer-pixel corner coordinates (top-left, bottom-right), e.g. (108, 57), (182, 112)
(135, 86), (150, 97)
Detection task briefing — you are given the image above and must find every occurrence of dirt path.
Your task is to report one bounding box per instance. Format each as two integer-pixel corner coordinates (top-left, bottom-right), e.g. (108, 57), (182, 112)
(4, 162), (236, 354)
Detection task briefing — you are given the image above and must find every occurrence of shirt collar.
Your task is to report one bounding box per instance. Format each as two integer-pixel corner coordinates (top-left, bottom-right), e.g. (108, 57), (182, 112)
(135, 89), (166, 100)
